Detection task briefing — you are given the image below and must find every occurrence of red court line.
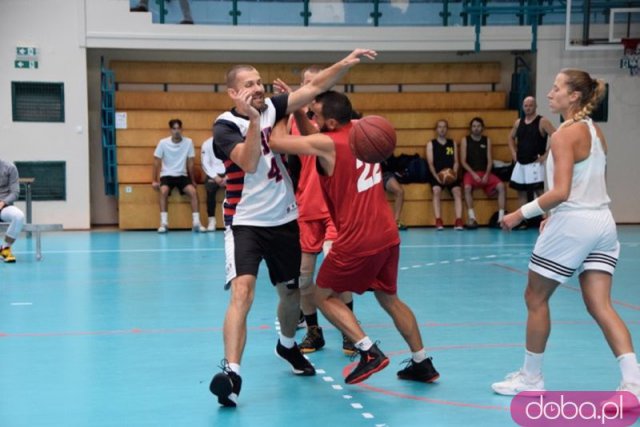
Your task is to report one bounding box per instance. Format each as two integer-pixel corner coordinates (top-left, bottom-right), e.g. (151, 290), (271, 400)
(490, 262), (640, 311)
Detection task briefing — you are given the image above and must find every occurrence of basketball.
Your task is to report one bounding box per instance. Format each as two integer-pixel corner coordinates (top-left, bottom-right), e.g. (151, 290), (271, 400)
(349, 115), (397, 164)
(437, 168), (457, 185)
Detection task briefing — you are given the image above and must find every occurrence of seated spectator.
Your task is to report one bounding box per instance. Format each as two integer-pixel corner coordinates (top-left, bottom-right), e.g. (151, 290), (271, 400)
(152, 119), (205, 233)
(130, 0), (194, 24)
(200, 136), (226, 232)
(460, 117), (506, 229)
(0, 158), (25, 263)
(426, 120), (463, 230)
(381, 160), (407, 230)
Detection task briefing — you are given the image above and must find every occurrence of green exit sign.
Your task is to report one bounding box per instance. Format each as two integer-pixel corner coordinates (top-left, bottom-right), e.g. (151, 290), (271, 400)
(15, 60), (38, 69)
(16, 46), (38, 56)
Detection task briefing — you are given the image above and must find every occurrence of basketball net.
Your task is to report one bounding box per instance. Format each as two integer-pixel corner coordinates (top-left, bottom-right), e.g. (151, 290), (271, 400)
(620, 38), (640, 76)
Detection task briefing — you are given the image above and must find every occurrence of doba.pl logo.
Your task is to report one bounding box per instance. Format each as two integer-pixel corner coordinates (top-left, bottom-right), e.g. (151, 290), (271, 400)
(511, 391), (640, 426)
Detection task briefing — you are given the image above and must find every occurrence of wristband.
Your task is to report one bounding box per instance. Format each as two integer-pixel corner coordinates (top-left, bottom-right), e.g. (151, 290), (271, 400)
(520, 199), (544, 219)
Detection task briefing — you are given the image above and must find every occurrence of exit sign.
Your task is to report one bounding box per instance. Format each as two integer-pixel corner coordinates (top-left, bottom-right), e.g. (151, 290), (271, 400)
(16, 47), (38, 57)
(15, 60), (38, 69)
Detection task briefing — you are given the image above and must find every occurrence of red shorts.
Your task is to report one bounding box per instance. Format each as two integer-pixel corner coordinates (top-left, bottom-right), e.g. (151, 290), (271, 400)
(299, 217), (338, 254)
(316, 245), (399, 295)
(463, 171), (502, 196)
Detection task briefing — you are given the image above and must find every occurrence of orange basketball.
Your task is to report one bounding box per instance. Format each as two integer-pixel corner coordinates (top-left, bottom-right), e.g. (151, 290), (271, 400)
(349, 115), (397, 164)
(437, 168), (457, 185)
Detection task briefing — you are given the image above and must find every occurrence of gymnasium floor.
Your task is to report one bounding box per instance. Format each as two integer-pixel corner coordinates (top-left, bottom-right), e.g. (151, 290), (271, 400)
(1, 226), (639, 427)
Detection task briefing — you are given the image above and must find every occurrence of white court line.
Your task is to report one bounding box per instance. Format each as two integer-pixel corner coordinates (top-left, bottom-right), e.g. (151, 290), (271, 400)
(351, 403), (363, 409)
(322, 376), (334, 382)
(362, 413), (374, 419)
(10, 302), (32, 306)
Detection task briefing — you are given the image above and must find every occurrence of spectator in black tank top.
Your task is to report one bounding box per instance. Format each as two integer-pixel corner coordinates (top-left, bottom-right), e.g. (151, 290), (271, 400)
(425, 120), (464, 230)
(460, 117), (506, 229)
(507, 97), (556, 228)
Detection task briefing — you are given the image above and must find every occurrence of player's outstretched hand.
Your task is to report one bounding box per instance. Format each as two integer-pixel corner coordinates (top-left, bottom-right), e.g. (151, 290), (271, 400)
(273, 78), (292, 94)
(342, 49), (377, 67)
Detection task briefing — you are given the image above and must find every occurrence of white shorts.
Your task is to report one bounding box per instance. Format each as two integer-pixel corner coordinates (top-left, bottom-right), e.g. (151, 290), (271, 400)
(511, 161), (545, 186)
(529, 209), (619, 283)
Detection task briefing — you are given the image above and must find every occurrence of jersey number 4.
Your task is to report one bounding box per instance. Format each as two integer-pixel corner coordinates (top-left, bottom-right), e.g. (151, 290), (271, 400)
(356, 159), (381, 193)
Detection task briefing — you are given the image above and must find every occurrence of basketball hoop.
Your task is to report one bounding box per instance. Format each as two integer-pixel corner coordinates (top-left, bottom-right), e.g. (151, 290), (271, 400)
(620, 38), (640, 76)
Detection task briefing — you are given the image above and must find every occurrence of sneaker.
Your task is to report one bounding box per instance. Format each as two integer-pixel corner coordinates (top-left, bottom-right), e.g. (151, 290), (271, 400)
(299, 326), (325, 353)
(602, 382), (640, 412)
(491, 369), (545, 396)
(275, 341), (316, 376)
(130, 5), (149, 12)
(193, 223), (206, 233)
(157, 224), (168, 233)
(466, 218), (479, 230)
(345, 343), (389, 384)
(0, 246), (16, 263)
(179, 19), (194, 24)
(342, 334), (357, 356)
(435, 218), (444, 230)
(397, 221), (407, 231)
(454, 218), (464, 231)
(209, 360), (242, 407)
(397, 357), (440, 382)
(296, 311), (307, 330)
(207, 220), (216, 232)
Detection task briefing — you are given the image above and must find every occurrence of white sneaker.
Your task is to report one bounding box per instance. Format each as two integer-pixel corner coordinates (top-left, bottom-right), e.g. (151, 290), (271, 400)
(157, 224), (168, 233)
(207, 220), (216, 232)
(611, 382), (640, 411)
(193, 223), (206, 233)
(491, 369), (545, 396)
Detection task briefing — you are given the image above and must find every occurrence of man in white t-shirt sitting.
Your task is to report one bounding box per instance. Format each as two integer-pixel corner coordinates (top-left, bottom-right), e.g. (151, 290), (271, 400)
(200, 136), (226, 231)
(151, 119), (205, 233)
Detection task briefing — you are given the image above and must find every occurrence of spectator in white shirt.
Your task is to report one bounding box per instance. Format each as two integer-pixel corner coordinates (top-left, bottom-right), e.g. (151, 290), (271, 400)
(200, 137), (226, 231)
(151, 119), (205, 233)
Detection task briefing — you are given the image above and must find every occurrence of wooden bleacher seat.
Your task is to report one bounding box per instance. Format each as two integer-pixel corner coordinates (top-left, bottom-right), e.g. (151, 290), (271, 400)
(112, 60), (519, 229)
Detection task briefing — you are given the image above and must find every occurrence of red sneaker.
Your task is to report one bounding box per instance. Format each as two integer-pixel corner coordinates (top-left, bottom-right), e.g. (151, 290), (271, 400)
(435, 218), (444, 230)
(454, 218), (464, 231)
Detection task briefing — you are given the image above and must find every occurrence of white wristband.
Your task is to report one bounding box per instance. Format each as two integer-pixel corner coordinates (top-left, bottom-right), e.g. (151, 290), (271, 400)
(520, 199), (545, 219)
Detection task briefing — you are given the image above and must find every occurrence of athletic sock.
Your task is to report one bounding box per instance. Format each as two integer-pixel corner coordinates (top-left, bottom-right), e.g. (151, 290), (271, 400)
(618, 353), (640, 384)
(412, 348), (427, 363)
(304, 312), (319, 327)
(160, 212), (168, 225)
(523, 349), (544, 378)
(355, 336), (373, 352)
(279, 333), (295, 349)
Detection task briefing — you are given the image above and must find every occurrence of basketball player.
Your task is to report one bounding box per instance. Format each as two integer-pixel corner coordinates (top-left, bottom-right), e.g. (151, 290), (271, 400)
(460, 117), (506, 228)
(274, 66), (357, 356)
(269, 91), (440, 385)
(208, 49), (377, 408)
(426, 119), (464, 230)
(507, 96), (556, 228)
(492, 70), (640, 403)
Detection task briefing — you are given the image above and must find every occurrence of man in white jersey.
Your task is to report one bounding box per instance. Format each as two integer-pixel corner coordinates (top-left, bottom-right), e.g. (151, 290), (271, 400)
(200, 136), (226, 231)
(209, 49), (377, 408)
(152, 119), (205, 233)
(493, 69), (640, 407)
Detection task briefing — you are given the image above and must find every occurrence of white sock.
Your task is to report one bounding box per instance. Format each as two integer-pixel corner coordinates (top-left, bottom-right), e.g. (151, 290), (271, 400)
(208, 216), (215, 224)
(498, 209), (505, 221)
(228, 363), (241, 375)
(192, 212), (200, 224)
(2, 241), (12, 249)
(412, 348), (427, 363)
(468, 209), (476, 219)
(279, 333), (295, 349)
(355, 336), (373, 351)
(160, 212), (168, 225)
(523, 349), (544, 378)
(618, 353), (640, 384)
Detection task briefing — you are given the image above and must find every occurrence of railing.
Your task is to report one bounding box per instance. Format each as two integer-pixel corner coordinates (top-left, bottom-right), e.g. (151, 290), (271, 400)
(101, 58), (118, 197)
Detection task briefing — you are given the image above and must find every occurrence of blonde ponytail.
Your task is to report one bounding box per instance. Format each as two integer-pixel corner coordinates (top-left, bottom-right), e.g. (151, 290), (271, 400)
(560, 69), (607, 122)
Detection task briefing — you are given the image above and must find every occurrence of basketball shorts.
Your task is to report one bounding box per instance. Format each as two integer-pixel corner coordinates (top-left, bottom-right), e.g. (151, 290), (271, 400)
(316, 244), (399, 295)
(529, 209), (619, 283)
(160, 175), (191, 195)
(299, 217), (338, 254)
(509, 162), (545, 191)
(463, 171), (502, 196)
(223, 220), (301, 290)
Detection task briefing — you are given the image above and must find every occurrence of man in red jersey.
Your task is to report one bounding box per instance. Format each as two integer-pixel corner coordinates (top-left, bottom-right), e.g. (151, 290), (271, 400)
(270, 91), (440, 385)
(276, 66), (357, 355)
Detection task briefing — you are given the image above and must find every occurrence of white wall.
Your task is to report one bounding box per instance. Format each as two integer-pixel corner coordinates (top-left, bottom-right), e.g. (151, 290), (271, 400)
(536, 27), (640, 223)
(0, 0), (90, 229)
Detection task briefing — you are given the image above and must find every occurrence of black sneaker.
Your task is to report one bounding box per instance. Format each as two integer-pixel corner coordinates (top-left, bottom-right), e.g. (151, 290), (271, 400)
(300, 326), (325, 353)
(345, 343), (389, 384)
(397, 357), (440, 383)
(342, 334), (357, 356)
(275, 341), (316, 376)
(209, 360), (242, 407)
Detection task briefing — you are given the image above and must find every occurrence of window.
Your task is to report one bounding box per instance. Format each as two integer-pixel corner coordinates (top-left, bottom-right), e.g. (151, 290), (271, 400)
(14, 161), (66, 201)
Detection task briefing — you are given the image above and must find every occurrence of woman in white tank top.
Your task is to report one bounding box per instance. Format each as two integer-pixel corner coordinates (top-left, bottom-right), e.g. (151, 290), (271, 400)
(491, 69), (640, 404)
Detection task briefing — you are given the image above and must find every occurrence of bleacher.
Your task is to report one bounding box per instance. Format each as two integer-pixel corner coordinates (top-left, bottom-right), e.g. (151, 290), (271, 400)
(112, 60), (521, 230)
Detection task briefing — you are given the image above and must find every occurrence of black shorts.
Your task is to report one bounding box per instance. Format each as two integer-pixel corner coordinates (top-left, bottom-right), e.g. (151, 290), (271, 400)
(223, 220), (301, 290)
(160, 175), (191, 195)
